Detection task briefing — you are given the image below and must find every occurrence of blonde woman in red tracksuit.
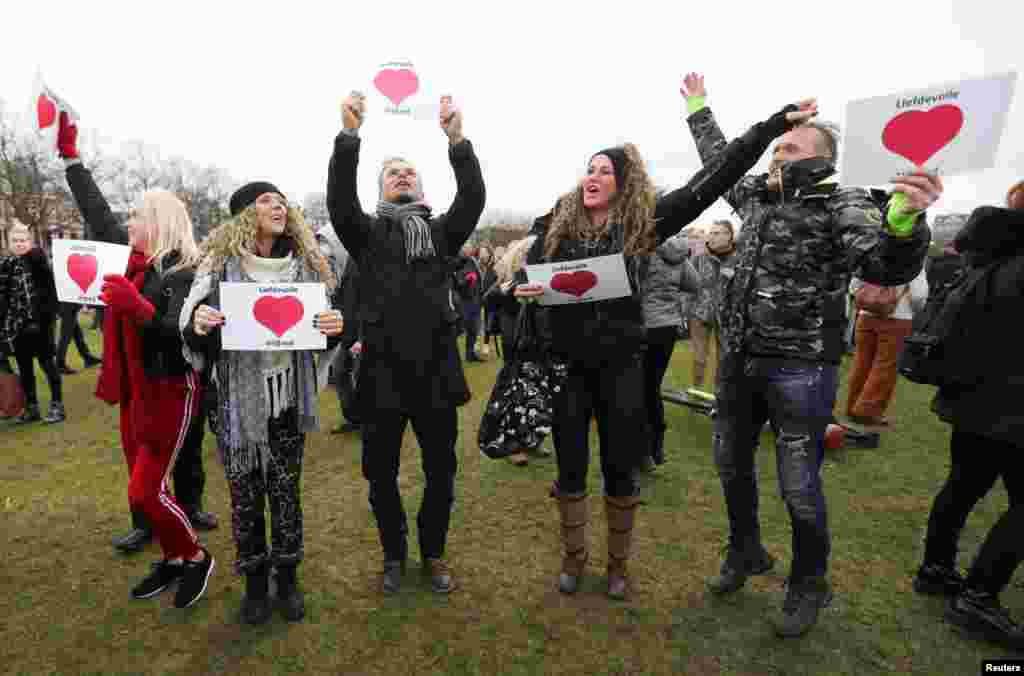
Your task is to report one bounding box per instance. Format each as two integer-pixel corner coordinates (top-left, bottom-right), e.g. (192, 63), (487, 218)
(59, 112), (215, 609)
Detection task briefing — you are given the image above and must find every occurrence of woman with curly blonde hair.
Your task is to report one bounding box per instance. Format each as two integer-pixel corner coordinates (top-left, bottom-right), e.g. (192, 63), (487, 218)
(515, 87), (817, 600)
(181, 182), (343, 625)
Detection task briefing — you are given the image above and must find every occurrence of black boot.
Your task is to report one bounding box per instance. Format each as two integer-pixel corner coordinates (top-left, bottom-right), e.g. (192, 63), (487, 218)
(706, 541), (775, 594)
(773, 576), (834, 638)
(946, 586), (1024, 651)
(275, 565), (305, 621)
(182, 502), (219, 531)
(241, 565), (272, 625)
(113, 509), (153, 553)
(913, 562), (965, 596)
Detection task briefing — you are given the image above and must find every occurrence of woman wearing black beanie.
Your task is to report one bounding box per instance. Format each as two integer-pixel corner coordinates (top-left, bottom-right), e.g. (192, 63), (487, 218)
(515, 84), (817, 600)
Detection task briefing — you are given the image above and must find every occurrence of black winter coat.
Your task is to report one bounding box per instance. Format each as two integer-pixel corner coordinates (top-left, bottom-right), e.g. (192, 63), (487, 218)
(932, 206), (1024, 445)
(528, 105), (800, 365)
(65, 162), (195, 379)
(326, 131), (486, 410)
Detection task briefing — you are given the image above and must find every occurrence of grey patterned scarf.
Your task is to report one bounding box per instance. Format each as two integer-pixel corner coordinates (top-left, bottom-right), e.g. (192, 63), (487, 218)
(375, 200), (435, 262)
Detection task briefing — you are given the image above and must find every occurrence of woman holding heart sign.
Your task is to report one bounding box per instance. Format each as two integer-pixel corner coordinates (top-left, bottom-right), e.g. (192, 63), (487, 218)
(182, 182), (343, 625)
(514, 88), (816, 600)
(59, 126), (218, 610)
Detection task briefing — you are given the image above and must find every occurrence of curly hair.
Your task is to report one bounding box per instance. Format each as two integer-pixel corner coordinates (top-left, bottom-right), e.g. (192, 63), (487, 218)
(196, 204), (335, 290)
(543, 143), (657, 260)
(493, 236), (536, 285)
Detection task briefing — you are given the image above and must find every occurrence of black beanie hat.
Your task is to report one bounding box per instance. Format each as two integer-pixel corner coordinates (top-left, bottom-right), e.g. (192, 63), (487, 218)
(589, 147), (628, 190)
(229, 181), (286, 217)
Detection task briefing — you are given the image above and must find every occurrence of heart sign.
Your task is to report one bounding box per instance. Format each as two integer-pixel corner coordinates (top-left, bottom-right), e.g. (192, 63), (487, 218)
(253, 295), (305, 338)
(550, 270), (598, 298)
(374, 68), (419, 106)
(66, 253), (98, 294)
(37, 94), (57, 130)
(882, 104), (964, 166)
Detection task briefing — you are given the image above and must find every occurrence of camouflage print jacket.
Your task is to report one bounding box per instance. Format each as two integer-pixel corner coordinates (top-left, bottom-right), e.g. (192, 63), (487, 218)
(687, 107), (931, 366)
(692, 248), (736, 325)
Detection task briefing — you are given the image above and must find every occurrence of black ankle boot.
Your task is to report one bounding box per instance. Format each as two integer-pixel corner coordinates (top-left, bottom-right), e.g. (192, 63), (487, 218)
(275, 565), (305, 621)
(113, 509), (153, 553)
(241, 565), (271, 625)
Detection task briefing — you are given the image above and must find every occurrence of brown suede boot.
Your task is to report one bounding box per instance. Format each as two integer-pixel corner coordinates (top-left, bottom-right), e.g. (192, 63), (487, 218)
(553, 486), (589, 594)
(605, 494), (642, 600)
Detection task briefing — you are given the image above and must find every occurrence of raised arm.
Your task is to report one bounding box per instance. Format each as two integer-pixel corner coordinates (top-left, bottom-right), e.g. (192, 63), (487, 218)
(57, 112), (129, 246)
(653, 100), (811, 242)
(435, 96), (486, 256)
(327, 92), (374, 259)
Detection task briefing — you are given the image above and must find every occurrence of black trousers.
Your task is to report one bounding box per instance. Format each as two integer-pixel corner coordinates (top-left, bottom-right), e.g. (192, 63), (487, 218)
(552, 354), (647, 497)
(643, 326), (678, 454)
(56, 303), (97, 367)
(361, 406), (459, 561)
(923, 427), (1024, 594)
(14, 321), (62, 406)
(171, 406), (207, 513)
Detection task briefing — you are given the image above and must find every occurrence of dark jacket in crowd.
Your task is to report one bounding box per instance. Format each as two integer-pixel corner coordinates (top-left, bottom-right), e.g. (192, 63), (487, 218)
(932, 206), (1024, 445)
(326, 131), (486, 410)
(642, 236), (698, 329)
(453, 254), (483, 306)
(65, 163), (195, 379)
(687, 107), (931, 365)
(528, 105), (800, 365)
(483, 279), (522, 348)
(927, 247), (965, 291)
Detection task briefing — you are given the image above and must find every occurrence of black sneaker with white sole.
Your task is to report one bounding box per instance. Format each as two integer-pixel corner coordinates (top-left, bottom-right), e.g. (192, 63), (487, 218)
(131, 560), (184, 599)
(174, 549), (215, 608)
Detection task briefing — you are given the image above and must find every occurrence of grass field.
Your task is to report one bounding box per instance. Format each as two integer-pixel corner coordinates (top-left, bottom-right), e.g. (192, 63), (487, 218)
(2, 325), (1021, 676)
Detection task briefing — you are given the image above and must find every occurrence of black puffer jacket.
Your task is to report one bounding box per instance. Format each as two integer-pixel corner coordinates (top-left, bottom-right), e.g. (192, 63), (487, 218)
(65, 162), (195, 378)
(932, 206), (1024, 444)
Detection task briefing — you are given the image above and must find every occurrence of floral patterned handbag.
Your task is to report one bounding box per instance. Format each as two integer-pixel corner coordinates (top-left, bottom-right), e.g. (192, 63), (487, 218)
(478, 304), (568, 459)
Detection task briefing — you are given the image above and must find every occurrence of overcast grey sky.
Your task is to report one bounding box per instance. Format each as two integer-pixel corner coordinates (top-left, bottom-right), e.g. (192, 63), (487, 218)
(2, 0), (1019, 223)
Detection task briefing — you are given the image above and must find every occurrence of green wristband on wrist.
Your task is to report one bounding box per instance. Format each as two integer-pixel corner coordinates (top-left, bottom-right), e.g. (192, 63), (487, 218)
(686, 96), (707, 115)
(886, 191), (919, 237)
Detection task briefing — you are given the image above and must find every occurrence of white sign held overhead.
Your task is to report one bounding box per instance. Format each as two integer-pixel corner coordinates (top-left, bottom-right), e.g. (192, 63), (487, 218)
(841, 72), (1018, 186)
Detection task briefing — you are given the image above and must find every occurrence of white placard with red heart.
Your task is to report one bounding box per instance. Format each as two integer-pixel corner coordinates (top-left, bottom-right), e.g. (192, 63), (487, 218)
(840, 71), (1018, 186)
(525, 254), (632, 306)
(219, 283), (327, 352)
(51, 239), (131, 306)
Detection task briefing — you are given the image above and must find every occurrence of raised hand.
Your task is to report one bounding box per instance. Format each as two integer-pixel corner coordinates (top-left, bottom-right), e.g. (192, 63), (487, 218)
(342, 91), (367, 131)
(439, 95), (464, 145)
(786, 98), (819, 125)
(891, 168), (944, 212)
(193, 304), (225, 336)
(680, 72), (706, 99)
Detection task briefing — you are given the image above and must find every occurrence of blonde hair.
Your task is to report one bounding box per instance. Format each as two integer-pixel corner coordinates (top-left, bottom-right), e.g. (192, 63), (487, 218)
(1008, 180), (1024, 211)
(494, 236), (536, 285)
(133, 190), (200, 274)
(7, 221), (30, 238)
(544, 143), (657, 260)
(196, 204), (335, 290)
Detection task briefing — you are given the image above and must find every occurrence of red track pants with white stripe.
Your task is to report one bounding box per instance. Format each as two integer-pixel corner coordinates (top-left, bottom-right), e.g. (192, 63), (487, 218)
(123, 371), (202, 560)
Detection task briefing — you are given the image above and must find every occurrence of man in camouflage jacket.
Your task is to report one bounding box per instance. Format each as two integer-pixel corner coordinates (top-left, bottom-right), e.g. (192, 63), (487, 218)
(681, 73), (942, 638)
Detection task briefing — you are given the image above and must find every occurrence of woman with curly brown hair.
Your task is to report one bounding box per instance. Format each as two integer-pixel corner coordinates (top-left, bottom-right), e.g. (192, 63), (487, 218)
(514, 86), (817, 599)
(181, 183), (343, 624)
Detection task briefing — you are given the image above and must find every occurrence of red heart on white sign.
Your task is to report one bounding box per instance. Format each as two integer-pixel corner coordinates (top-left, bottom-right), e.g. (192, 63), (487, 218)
(253, 295), (305, 337)
(551, 270), (598, 298)
(374, 68), (419, 106)
(67, 253), (98, 294)
(37, 94), (57, 129)
(882, 104), (964, 166)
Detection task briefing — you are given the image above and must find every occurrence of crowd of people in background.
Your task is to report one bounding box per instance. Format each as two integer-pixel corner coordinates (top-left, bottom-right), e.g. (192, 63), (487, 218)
(2, 74), (1023, 654)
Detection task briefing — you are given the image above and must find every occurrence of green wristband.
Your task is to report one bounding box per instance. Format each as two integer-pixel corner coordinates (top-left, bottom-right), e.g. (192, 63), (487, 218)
(886, 192), (918, 237)
(686, 96), (707, 115)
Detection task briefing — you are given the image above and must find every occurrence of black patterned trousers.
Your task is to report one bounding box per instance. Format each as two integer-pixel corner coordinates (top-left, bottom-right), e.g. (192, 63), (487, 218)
(223, 408), (306, 574)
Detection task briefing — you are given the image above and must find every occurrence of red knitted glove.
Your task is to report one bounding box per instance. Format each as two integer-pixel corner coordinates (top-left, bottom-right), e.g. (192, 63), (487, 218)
(57, 111), (79, 160)
(99, 274), (154, 322)
(465, 271), (478, 288)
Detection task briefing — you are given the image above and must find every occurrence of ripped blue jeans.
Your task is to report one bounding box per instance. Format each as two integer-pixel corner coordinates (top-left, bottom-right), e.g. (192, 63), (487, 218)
(713, 356), (838, 581)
